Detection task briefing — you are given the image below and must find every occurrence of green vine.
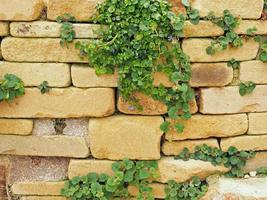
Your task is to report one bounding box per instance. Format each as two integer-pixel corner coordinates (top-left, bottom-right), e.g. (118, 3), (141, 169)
(264, 0), (267, 11)
(227, 58), (240, 69)
(61, 159), (158, 200)
(165, 176), (208, 200)
(239, 81), (256, 96)
(57, 13), (76, 47)
(74, 0), (195, 133)
(205, 10), (242, 55)
(38, 81), (50, 94)
(181, 0), (200, 25)
(175, 145), (256, 178)
(0, 74), (25, 102)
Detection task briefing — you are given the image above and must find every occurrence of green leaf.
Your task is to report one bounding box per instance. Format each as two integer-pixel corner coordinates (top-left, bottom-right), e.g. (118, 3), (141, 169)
(160, 121), (171, 132)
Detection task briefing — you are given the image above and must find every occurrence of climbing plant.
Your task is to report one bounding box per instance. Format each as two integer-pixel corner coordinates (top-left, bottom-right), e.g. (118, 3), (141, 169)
(0, 74), (25, 102)
(74, 0), (195, 133)
(175, 145), (256, 178)
(57, 13), (76, 47)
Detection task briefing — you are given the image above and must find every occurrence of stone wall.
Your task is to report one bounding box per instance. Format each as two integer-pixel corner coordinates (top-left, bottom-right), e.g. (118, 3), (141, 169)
(0, 0), (267, 199)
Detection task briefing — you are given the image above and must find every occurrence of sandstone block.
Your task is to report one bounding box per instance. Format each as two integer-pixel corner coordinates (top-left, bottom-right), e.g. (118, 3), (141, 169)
(71, 64), (118, 87)
(0, 88), (115, 118)
(68, 159), (114, 179)
(10, 21), (103, 38)
(240, 61), (267, 84)
(1, 37), (88, 63)
(162, 139), (219, 156)
(244, 152), (267, 172)
(191, 0), (264, 19)
(118, 92), (198, 115)
(0, 22), (9, 36)
(0, 62), (71, 87)
(89, 115), (164, 160)
(21, 197), (67, 200)
(165, 114), (248, 141)
(47, 0), (103, 21)
(0, 135), (89, 157)
(182, 39), (259, 62)
(248, 113), (267, 135)
(157, 157), (229, 183)
(236, 20), (267, 35)
(0, 0), (44, 21)
(221, 135), (267, 151)
(0, 119), (33, 135)
(200, 86), (267, 114)
(183, 21), (223, 37)
(12, 181), (65, 195)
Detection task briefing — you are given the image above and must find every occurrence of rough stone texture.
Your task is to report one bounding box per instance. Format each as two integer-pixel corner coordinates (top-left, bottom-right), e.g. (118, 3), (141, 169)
(183, 21), (224, 37)
(0, 88), (115, 118)
(89, 115), (164, 160)
(0, 165), (7, 199)
(236, 20), (267, 35)
(21, 197), (67, 200)
(118, 92), (198, 115)
(8, 157), (68, 184)
(0, 62), (71, 87)
(202, 177), (267, 200)
(221, 135), (267, 151)
(47, 0), (104, 21)
(128, 183), (165, 199)
(244, 152), (267, 172)
(165, 114), (248, 141)
(0, 119), (33, 136)
(200, 86), (267, 114)
(162, 139), (219, 156)
(248, 113), (267, 135)
(1, 38), (88, 63)
(0, 0), (44, 21)
(0, 22), (9, 36)
(157, 157), (229, 183)
(191, 0), (264, 19)
(11, 181), (64, 195)
(10, 22), (104, 38)
(240, 61), (267, 84)
(68, 159), (114, 179)
(71, 64), (118, 88)
(182, 39), (259, 62)
(0, 135), (89, 158)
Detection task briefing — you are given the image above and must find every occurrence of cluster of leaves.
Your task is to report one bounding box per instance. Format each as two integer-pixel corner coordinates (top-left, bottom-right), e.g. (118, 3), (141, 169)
(206, 10), (242, 55)
(175, 144), (256, 178)
(239, 81), (256, 96)
(165, 176), (208, 200)
(38, 81), (50, 94)
(227, 58), (240, 69)
(75, 0), (195, 133)
(61, 159), (158, 200)
(181, 0), (200, 25)
(264, 0), (267, 11)
(254, 36), (267, 62)
(0, 74), (25, 102)
(57, 13), (76, 47)
(257, 167), (267, 175)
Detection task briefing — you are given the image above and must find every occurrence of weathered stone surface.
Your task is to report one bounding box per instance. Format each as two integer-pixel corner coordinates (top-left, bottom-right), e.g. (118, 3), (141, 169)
(68, 159), (114, 179)
(162, 139), (219, 156)
(190, 63), (233, 87)
(244, 152), (267, 172)
(0, 62), (71, 87)
(182, 39), (259, 62)
(12, 181), (65, 195)
(0, 22), (8, 36)
(236, 20), (267, 35)
(10, 21), (103, 38)
(191, 0), (264, 19)
(21, 197), (67, 200)
(202, 177), (267, 200)
(0, 119), (33, 135)
(0, 0), (44, 21)
(157, 157), (229, 183)
(183, 21), (224, 37)
(47, 0), (103, 21)
(71, 64), (118, 87)
(240, 61), (267, 84)
(165, 114), (248, 141)
(89, 115), (164, 160)
(0, 165), (7, 199)
(0, 135), (89, 157)
(128, 183), (165, 199)
(0, 88), (115, 118)
(221, 135), (267, 151)
(1, 38), (88, 63)
(118, 92), (198, 115)
(200, 86), (267, 114)
(248, 113), (267, 135)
